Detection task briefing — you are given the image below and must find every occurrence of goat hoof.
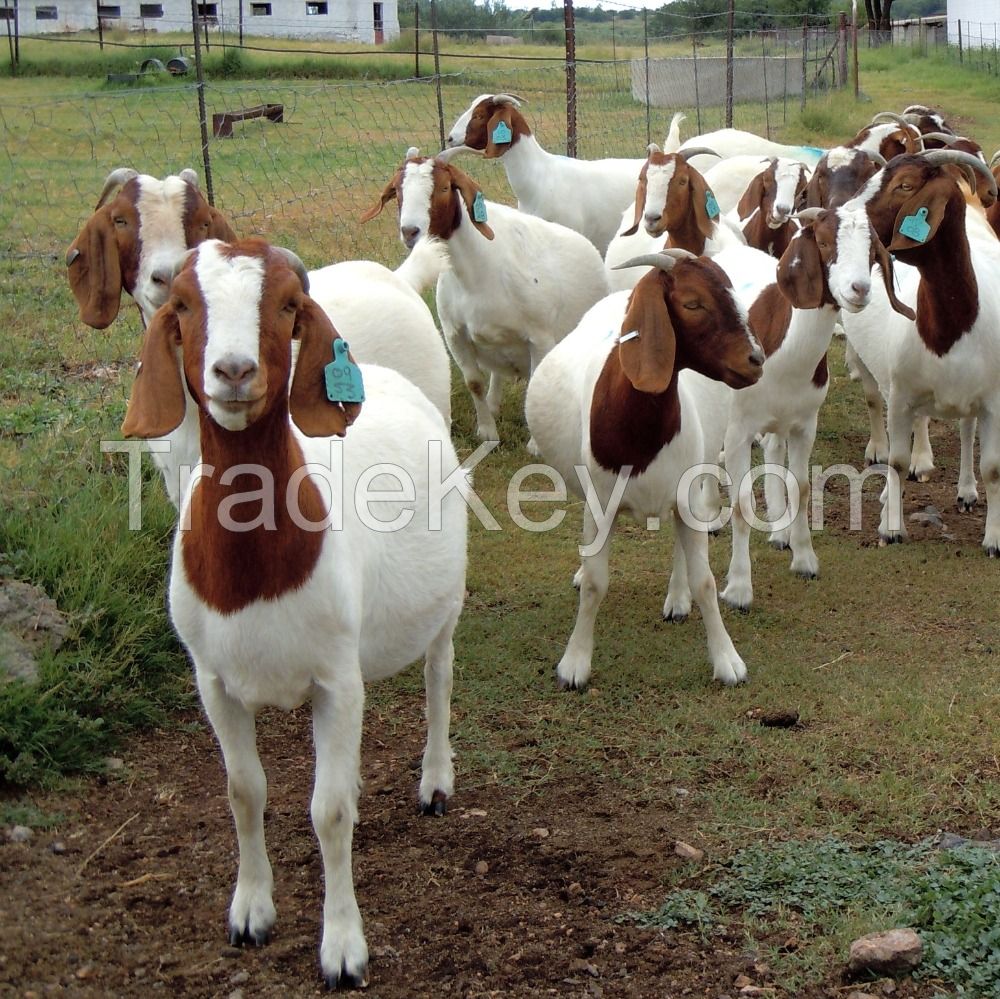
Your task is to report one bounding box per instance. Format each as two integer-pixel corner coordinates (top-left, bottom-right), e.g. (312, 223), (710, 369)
(985, 544), (1000, 558)
(958, 497), (978, 513)
(421, 790), (448, 817)
(229, 924), (270, 948)
(663, 611), (688, 623)
(323, 965), (369, 991)
(878, 533), (904, 547)
(557, 676), (585, 693)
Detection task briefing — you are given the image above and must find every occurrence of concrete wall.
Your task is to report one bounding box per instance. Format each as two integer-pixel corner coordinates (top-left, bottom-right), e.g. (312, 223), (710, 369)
(632, 56), (803, 109)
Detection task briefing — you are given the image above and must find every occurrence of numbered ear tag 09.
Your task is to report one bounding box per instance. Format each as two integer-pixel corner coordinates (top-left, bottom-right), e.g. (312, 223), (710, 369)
(491, 120), (513, 145)
(324, 339), (365, 405)
(472, 191), (489, 224)
(705, 190), (721, 220)
(898, 206), (930, 243)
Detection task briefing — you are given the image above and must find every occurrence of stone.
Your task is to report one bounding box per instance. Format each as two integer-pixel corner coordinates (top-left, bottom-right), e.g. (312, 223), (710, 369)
(0, 579), (71, 685)
(846, 928), (923, 977)
(846, 992), (879, 999)
(674, 840), (705, 862)
(474, 860), (489, 876)
(532, 827), (550, 839)
(7, 825), (33, 843)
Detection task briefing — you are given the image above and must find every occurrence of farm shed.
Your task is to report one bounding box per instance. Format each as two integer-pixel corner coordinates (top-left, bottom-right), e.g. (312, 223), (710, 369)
(7, 0), (399, 43)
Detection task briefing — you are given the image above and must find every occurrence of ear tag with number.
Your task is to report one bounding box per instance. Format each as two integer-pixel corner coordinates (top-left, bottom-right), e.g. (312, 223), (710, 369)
(472, 191), (489, 224)
(705, 190), (721, 220)
(898, 206), (930, 243)
(324, 339), (365, 405)
(491, 120), (513, 145)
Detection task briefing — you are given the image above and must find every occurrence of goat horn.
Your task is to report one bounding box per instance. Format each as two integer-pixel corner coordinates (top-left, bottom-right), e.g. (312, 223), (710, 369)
(990, 149), (1000, 169)
(920, 131), (960, 146)
(405, 145), (421, 160)
(921, 149), (999, 201)
(96, 167), (139, 209)
(436, 145), (470, 163)
(870, 111), (907, 125)
(678, 146), (720, 162)
(273, 247), (310, 296)
(647, 142), (662, 155)
(792, 207), (824, 224)
(493, 93), (525, 107)
(179, 167), (200, 188)
(867, 151), (887, 167)
(613, 249), (698, 271)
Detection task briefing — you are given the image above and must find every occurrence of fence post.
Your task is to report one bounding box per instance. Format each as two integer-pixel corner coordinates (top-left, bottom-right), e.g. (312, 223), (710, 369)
(800, 18), (807, 111)
(611, 10), (619, 90)
(238, 0), (243, 47)
(189, 0), (215, 207)
(97, 1), (104, 50)
(414, 1), (419, 78)
(643, 8), (650, 146)
(564, 0), (577, 158)
(838, 12), (848, 86)
(852, 1), (860, 98)
(761, 34), (770, 138)
(430, 0), (444, 150)
(5, 7), (15, 75)
(725, 0), (734, 128)
(692, 30), (702, 135)
(958, 19), (963, 63)
(11, 0), (17, 67)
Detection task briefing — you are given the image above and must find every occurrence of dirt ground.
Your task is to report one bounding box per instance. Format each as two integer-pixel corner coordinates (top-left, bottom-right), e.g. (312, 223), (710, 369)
(0, 431), (981, 999)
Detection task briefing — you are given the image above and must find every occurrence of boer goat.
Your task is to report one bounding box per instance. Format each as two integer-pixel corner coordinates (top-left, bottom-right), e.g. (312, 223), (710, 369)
(122, 237), (468, 987)
(525, 250), (764, 690)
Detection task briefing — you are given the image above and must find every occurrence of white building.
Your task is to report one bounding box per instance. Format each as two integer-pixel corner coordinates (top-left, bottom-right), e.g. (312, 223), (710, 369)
(9, 0), (398, 44)
(948, 0), (1000, 48)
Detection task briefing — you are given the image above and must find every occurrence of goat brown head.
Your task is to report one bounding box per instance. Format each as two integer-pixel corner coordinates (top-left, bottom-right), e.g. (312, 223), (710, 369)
(446, 93), (530, 158)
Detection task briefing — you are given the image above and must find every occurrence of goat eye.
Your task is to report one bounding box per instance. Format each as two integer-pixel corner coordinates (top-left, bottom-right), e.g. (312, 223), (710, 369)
(682, 301), (700, 311)
(113, 217), (127, 228)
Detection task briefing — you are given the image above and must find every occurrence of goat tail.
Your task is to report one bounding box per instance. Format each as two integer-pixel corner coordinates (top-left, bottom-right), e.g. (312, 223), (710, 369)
(394, 238), (450, 294)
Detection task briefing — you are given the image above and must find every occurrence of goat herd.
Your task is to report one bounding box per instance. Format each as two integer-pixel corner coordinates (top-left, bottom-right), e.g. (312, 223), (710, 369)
(64, 94), (1000, 987)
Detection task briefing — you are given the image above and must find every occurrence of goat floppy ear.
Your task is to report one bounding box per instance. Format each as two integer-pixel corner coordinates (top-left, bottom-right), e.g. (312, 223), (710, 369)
(288, 298), (362, 438)
(777, 226), (826, 310)
(207, 207), (237, 241)
(121, 305), (186, 438)
(66, 208), (122, 329)
(688, 169), (718, 240)
(736, 170), (768, 221)
(621, 168), (648, 238)
(618, 271), (676, 394)
(448, 165), (495, 240)
(360, 171), (401, 224)
(873, 232), (917, 320)
(484, 105), (514, 159)
(887, 175), (952, 252)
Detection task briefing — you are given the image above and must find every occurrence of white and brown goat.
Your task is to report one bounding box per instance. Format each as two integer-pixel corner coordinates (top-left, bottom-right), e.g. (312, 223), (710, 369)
(525, 250), (765, 690)
(729, 157), (810, 257)
(122, 237), (468, 987)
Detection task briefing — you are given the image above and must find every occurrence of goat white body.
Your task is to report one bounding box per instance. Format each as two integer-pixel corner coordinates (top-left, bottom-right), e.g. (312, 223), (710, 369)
(431, 199), (610, 443)
(841, 237), (1000, 550)
(680, 129), (825, 174)
(171, 364), (466, 983)
(704, 154), (801, 215)
(525, 293), (748, 689)
(307, 259), (452, 426)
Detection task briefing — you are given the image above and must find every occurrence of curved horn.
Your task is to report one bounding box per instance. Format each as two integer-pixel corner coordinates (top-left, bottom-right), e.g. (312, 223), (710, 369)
(436, 144), (470, 162)
(990, 149), (1000, 170)
(870, 110), (907, 126)
(493, 93), (525, 107)
(920, 131), (961, 146)
(405, 145), (421, 160)
(922, 148), (998, 201)
(792, 207), (824, 224)
(678, 146), (721, 162)
(96, 167), (139, 209)
(646, 142), (662, 155)
(273, 246), (310, 296)
(179, 167), (200, 188)
(612, 249), (698, 271)
(866, 150), (887, 167)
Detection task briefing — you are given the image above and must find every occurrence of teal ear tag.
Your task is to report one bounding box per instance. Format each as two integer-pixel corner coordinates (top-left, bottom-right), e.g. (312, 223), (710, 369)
(898, 206), (931, 243)
(491, 120), (512, 145)
(705, 190), (720, 220)
(472, 191), (488, 224)
(324, 339), (365, 405)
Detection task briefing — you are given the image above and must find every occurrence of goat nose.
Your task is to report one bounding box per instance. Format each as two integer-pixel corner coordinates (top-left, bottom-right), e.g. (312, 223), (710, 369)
(401, 225), (421, 248)
(749, 346), (765, 368)
(852, 280), (871, 297)
(150, 266), (172, 289)
(644, 212), (662, 225)
(213, 354), (258, 386)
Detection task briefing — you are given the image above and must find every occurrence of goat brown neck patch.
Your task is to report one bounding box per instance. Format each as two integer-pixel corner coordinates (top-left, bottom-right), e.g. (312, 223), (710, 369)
(181, 403), (326, 615)
(589, 356), (681, 476)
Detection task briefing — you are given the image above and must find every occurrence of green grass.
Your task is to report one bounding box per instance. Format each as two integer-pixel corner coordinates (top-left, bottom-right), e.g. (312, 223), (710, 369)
(2, 36), (1000, 991)
(627, 838), (1000, 996)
